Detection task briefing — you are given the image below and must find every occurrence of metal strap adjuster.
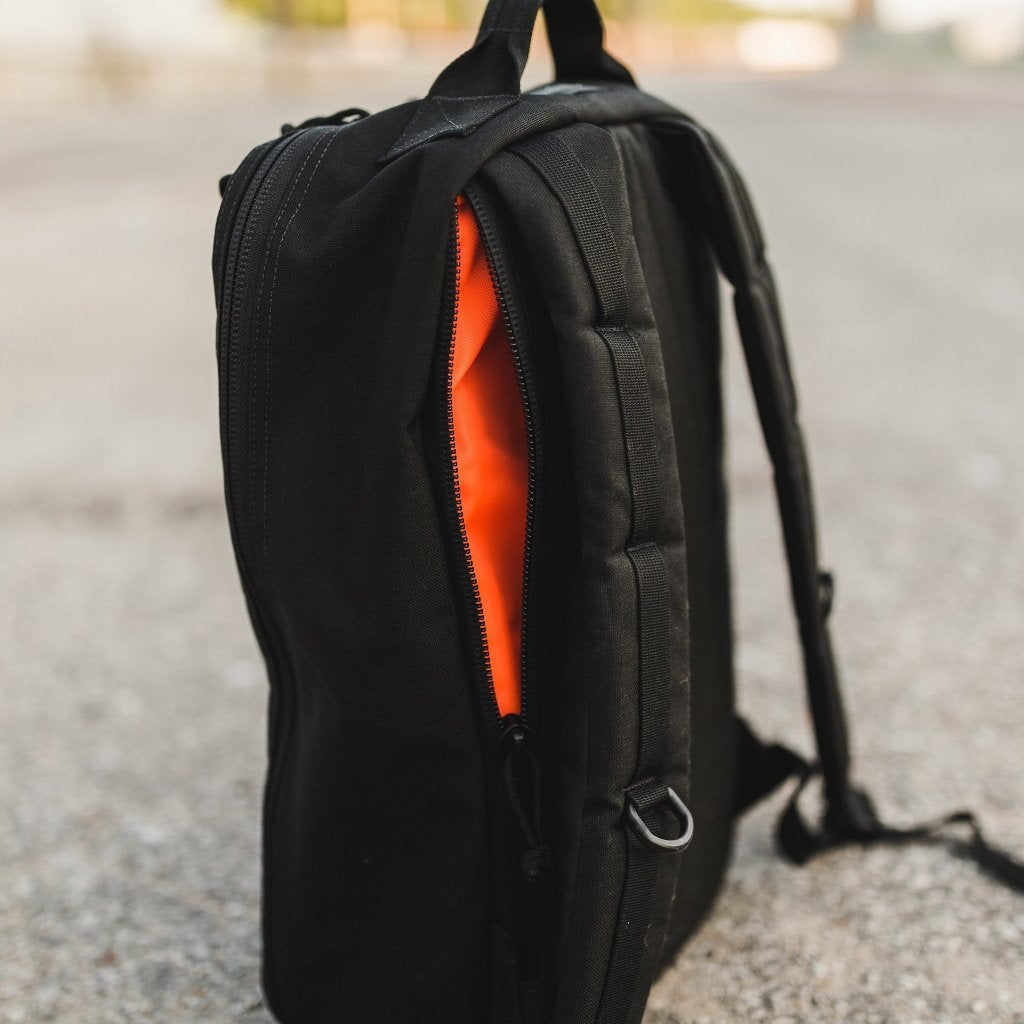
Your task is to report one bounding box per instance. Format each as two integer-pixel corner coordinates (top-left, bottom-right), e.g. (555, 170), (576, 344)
(625, 782), (694, 852)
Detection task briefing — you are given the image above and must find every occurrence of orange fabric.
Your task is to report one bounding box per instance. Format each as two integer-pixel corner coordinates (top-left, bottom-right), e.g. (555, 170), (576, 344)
(450, 195), (528, 718)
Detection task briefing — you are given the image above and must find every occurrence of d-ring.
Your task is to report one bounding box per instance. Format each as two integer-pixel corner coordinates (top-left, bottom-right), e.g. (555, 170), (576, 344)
(626, 785), (694, 852)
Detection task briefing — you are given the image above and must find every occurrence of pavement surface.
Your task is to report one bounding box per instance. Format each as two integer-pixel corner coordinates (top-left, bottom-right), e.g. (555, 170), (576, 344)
(1, 61), (1023, 1024)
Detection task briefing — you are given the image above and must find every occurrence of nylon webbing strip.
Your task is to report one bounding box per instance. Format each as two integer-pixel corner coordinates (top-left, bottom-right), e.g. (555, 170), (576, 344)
(594, 329), (671, 1024)
(599, 324), (671, 777)
(626, 543), (670, 779)
(597, 326), (661, 546)
(596, 328), (670, 1024)
(470, 0), (635, 94)
(479, 0), (539, 35)
(509, 132), (627, 323)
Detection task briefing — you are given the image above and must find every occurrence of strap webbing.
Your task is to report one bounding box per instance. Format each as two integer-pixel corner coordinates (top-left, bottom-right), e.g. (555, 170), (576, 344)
(667, 116), (1024, 893)
(736, 718), (1024, 892)
(779, 764), (1024, 892)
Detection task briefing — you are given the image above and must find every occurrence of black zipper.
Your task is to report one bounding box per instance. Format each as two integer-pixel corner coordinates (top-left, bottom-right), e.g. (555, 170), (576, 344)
(442, 189), (542, 741)
(465, 183), (542, 736)
(443, 186), (551, 1016)
(214, 132), (301, 336)
(442, 202), (500, 736)
(215, 124), (332, 1014)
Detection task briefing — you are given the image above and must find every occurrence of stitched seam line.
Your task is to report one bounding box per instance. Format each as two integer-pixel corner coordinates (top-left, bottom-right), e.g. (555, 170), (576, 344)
(248, 132), (330, 549)
(261, 130), (342, 555)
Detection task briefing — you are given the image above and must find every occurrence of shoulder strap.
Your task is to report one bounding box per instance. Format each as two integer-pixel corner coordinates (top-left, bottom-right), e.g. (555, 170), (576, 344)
(658, 116), (1024, 894)
(655, 115), (875, 840)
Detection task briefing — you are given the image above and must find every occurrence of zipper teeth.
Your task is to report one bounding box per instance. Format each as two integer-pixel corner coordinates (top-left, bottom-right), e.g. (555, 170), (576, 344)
(217, 133), (304, 352)
(217, 127), (318, 1012)
(466, 189), (538, 729)
(446, 202), (503, 735)
(453, 198), (548, 1000)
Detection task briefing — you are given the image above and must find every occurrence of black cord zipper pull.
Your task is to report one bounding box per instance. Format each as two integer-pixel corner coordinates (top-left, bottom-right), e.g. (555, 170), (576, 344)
(499, 716), (551, 1024)
(280, 108), (369, 136)
(500, 718), (545, 855)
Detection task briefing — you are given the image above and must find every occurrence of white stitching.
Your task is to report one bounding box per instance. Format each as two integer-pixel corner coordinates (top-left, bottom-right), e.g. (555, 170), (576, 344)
(261, 130), (342, 553)
(226, 134), (319, 556)
(249, 133), (330, 547)
(384, 95), (518, 158)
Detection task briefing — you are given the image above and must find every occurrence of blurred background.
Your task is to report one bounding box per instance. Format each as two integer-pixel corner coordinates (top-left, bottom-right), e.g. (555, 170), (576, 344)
(1, 2), (1022, 1022)
(3, 0), (1024, 93)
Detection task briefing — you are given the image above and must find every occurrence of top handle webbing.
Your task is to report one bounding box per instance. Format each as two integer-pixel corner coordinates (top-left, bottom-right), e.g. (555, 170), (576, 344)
(431, 0), (634, 100)
(658, 117), (1024, 892)
(381, 0), (634, 162)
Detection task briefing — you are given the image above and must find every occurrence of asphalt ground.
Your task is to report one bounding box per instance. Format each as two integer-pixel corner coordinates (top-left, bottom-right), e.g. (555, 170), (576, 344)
(1, 61), (1023, 1023)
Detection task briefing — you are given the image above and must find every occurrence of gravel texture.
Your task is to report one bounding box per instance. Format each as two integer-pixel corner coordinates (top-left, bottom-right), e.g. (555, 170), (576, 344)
(1, 63), (1022, 1023)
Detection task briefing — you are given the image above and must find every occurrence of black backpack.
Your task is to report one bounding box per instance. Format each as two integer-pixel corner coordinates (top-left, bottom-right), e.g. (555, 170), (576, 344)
(212, 3), (1024, 1021)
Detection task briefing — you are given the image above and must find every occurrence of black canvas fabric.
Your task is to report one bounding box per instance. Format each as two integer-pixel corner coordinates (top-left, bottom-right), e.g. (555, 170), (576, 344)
(213, 3), (1024, 1022)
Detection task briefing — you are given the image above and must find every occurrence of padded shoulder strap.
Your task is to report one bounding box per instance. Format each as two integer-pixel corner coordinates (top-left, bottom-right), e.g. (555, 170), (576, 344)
(656, 116), (1024, 893)
(653, 115), (874, 839)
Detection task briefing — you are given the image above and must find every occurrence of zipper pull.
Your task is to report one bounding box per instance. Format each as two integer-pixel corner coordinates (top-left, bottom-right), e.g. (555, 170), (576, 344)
(499, 716), (550, 1022)
(499, 716), (547, 872)
(280, 108), (369, 136)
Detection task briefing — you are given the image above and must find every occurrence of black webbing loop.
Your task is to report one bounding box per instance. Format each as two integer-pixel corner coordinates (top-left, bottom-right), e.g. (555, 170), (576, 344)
(624, 780), (694, 852)
(429, 0), (633, 100)
(734, 716), (808, 816)
(775, 761), (883, 861)
(777, 764), (1024, 894)
(381, 4), (633, 162)
(735, 721), (1024, 893)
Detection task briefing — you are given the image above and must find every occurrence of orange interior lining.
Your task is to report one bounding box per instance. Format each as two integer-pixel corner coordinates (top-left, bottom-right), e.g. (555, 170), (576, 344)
(450, 195), (528, 718)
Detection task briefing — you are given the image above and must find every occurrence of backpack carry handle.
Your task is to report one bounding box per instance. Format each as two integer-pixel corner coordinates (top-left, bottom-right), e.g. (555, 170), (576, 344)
(428, 0), (634, 100)
(380, 0), (634, 162)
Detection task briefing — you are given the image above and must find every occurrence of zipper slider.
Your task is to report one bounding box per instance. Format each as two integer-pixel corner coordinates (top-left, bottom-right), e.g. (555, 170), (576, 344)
(498, 713), (532, 758)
